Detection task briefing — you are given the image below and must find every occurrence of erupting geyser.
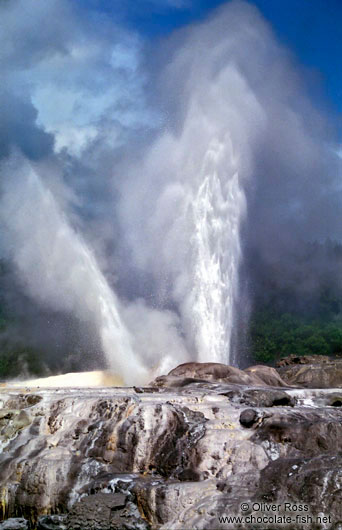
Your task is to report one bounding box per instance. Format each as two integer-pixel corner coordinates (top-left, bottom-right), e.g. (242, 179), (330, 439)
(119, 8), (266, 367)
(0, 1), (336, 384)
(185, 138), (245, 364)
(0, 163), (147, 385)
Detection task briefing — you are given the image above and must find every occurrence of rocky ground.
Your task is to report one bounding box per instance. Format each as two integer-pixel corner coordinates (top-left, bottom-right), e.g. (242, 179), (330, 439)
(0, 358), (342, 529)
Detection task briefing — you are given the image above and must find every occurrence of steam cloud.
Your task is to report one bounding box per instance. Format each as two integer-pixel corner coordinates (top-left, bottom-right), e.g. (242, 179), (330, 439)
(0, 0), (341, 383)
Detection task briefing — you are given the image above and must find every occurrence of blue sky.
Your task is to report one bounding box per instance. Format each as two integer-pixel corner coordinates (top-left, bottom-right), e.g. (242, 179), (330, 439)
(250, 0), (342, 115)
(78, 0), (342, 117)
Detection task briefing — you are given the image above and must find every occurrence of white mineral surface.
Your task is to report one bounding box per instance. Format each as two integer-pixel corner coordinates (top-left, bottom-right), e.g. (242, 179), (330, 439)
(0, 367), (342, 529)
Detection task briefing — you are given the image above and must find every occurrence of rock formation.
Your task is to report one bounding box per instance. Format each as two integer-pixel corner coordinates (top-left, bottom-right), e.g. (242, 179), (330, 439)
(276, 355), (342, 388)
(0, 359), (342, 529)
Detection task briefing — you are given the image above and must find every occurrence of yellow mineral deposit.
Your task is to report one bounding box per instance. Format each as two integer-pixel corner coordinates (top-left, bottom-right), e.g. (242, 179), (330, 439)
(4, 371), (124, 388)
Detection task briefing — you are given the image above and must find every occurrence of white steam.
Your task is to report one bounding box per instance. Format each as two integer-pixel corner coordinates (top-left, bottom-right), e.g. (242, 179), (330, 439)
(119, 4), (267, 364)
(0, 1), (338, 383)
(0, 159), (147, 384)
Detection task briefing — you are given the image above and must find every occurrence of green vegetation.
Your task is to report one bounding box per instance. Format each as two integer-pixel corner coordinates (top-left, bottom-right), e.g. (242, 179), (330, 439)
(250, 312), (342, 363)
(0, 346), (44, 379)
(0, 260), (46, 380)
(249, 240), (342, 364)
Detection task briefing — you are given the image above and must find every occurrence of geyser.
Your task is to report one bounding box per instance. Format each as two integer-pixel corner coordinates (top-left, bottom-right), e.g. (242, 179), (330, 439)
(118, 5), (267, 366)
(0, 160), (147, 385)
(0, 1), (338, 384)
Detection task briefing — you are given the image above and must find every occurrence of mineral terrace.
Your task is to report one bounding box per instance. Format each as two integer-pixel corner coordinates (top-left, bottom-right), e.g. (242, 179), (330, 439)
(0, 358), (342, 529)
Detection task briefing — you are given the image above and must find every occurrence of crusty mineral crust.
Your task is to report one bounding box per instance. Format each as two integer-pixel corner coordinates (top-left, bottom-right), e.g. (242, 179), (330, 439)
(0, 362), (342, 529)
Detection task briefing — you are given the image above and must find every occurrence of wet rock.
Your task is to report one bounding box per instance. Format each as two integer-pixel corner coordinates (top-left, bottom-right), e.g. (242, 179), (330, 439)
(255, 455), (342, 525)
(152, 362), (289, 388)
(166, 362), (264, 385)
(276, 354), (331, 367)
(0, 519), (28, 530)
(0, 389), (207, 526)
(133, 387), (160, 394)
(37, 514), (67, 529)
(1, 365), (342, 529)
(244, 365), (289, 387)
(240, 388), (295, 407)
(329, 394), (342, 407)
(251, 408), (342, 458)
(134, 479), (219, 529)
(5, 394), (42, 410)
(177, 468), (201, 481)
(277, 358), (342, 388)
(151, 376), (210, 388)
(0, 408), (32, 450)
(66, 492), (148, 530)
(196, 456), (342, 530)
(239, 408), (258, 428)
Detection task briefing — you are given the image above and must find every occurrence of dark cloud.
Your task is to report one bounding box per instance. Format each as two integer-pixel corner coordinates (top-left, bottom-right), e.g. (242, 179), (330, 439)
(0, 90), (54, 160)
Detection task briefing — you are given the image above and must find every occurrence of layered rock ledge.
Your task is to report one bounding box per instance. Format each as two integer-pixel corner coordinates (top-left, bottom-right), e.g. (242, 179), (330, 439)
(0, 360), (342, 529)
(276, 355), (342, 388)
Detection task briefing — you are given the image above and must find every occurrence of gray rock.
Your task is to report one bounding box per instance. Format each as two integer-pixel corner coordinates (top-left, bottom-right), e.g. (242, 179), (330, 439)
(276, 354), (331, 367)
(0, 361), (341, 529)
(66, 492), (148, 530)
(0, 519), (28, 530)
(239, 408), (258, 428)
(240, 388), (295, 407)
(244, 364), (290, 387)
(154, 361), (264, 386)
(277, 358), (342, 388)
(37, 514), (67, 529)
(152, 361), (289, 388)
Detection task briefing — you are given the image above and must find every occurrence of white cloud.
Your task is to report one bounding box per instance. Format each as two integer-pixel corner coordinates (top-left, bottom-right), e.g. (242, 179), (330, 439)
(1, 0), (155, 158)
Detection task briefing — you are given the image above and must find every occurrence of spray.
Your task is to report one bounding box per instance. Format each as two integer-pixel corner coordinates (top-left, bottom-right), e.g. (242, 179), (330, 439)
(0, 160), (147, 384)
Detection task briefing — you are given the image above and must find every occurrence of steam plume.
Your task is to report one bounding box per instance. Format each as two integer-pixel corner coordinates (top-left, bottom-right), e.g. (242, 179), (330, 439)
(0, 1), (340, 382)
(0, 158), (147, 384)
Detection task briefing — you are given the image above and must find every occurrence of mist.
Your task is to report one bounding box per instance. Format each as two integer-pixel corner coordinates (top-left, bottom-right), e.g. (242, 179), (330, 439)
(0, 0), (341, 383)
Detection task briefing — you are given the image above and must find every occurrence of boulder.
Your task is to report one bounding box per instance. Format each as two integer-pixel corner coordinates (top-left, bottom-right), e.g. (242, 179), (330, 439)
(251, 408), (342, 458)
(239, 388), (295, 407)
(152, 362), (288, 388)
(239, 408), (258, 428)
(254, 455), (342, 525)
(168, 362), (262, 385)
(37, 515), (67, 530)
(276, 354), (331, 367)
(244, 365), (290, 387)
(277, 358), (342, 388)
(65, 492), (148, 530)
